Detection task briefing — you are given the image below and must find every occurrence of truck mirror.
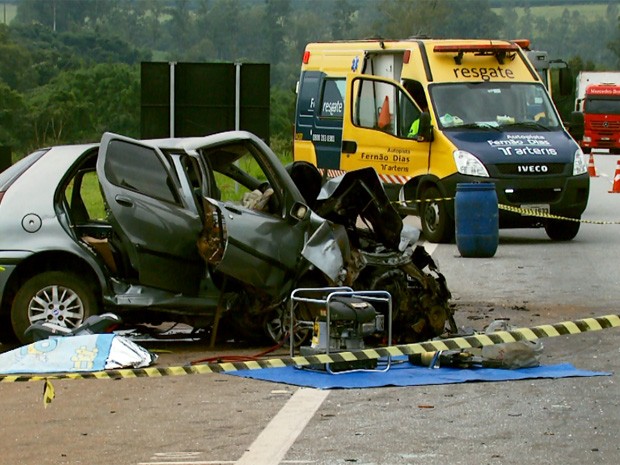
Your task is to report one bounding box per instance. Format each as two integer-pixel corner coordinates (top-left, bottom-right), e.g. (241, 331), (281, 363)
(569, 111), (584, 141)
(416, 111), (433, 142)
(558, 67), (573, 97)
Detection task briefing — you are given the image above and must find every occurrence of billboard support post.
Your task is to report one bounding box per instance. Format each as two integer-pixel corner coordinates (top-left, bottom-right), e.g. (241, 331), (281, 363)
(169, 62), (176, 138)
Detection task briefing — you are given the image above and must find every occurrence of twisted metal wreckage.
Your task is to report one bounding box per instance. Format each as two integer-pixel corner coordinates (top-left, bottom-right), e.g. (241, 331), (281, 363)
(198, 163), (455, 345)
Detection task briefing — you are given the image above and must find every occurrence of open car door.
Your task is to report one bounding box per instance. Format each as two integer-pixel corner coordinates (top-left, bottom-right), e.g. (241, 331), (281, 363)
(96, 133), (205, 295)
(341, 74), (429, 178)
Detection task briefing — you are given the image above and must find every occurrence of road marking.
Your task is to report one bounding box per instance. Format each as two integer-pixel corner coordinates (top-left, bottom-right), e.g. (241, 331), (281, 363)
(139, 462), (234, 464)
(235, 387), (329, 465)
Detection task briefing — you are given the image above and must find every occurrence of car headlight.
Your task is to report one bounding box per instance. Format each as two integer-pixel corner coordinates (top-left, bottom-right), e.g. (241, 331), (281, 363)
(573, 148), (588, 175)
(453, 150), (489, 177)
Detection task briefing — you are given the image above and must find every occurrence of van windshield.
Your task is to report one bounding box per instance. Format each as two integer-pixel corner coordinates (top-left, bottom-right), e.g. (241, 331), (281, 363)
(430, 82), (561, 131)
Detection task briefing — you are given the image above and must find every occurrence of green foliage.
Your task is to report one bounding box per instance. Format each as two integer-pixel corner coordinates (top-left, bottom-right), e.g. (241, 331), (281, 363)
(0, 81), (27, 148)
(65, 171), (107, 221)
(2, 0), (619, 159)
(270, 86), (296, 144)
(24, 63), (140, 152)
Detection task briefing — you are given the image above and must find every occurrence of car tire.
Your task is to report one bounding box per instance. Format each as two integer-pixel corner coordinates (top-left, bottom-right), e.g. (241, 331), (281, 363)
(11, 271), (97, 344)
(265, 301), (314, 347)
(544, 218), (580, 241)
(421, 186), (454, 243)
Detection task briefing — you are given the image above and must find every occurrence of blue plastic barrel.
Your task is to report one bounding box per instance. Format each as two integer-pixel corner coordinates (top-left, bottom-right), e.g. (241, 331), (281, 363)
(455, 183), (499, 258)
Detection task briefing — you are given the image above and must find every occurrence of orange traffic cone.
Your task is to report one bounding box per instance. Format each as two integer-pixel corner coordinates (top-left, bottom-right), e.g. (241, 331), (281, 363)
(378, 96), (391, 129)
(609, 159), (620, 193)
(587, 152), (598, 177)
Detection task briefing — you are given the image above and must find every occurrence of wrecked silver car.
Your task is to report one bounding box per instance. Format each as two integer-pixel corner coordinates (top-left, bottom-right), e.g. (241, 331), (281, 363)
(0, 131), (453, 344)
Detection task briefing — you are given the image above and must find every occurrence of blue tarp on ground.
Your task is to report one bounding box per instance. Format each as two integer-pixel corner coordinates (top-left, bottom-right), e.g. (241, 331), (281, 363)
(227, 358), (610, 389)
(0, 334), (156, 374)
(0, 334), (114, 374)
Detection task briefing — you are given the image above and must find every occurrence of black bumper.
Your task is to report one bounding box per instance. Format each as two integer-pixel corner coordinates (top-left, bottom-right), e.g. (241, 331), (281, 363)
(438, 172), (590, 227)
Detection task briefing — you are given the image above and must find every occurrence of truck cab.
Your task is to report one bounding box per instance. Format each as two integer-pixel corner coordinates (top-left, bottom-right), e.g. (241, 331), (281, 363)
(294, 38), (589, 243)
(580, 84), (620, 154)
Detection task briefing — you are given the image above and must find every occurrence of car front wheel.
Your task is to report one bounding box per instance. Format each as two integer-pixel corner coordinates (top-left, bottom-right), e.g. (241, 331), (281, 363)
(11, 271), (97, 344)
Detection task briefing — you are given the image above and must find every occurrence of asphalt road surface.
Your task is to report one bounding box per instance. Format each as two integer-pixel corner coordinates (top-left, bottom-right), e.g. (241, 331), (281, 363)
(1, 152), (619, 465)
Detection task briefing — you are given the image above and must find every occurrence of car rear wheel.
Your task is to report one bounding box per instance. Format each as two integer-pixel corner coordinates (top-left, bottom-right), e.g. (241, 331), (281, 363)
(11, 271), (97, 344)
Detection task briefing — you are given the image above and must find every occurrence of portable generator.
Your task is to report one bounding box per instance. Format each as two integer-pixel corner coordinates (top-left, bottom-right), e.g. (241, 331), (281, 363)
(291, 288), (392, 373)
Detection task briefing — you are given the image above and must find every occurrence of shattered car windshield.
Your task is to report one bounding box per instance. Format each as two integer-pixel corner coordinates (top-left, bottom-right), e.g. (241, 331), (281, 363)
(430, 82), (561, 130)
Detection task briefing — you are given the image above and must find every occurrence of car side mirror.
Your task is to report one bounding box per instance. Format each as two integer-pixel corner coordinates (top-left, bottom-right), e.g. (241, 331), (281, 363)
(569, 111), (584, 141)
(416, 111), (433, 142)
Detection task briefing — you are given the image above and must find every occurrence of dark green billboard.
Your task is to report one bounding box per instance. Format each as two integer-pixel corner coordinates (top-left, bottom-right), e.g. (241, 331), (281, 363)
(141, 62), (270, 142)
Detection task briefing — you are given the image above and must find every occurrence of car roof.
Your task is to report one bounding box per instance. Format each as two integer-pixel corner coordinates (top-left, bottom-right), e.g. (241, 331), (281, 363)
(137, 130), (261, 151)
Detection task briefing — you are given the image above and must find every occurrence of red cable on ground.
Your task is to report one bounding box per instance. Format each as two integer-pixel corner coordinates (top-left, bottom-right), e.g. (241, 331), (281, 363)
(189, 334), (288, 365)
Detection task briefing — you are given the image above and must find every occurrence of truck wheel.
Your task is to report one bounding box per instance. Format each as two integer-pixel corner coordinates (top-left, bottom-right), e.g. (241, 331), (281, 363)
(421, 186), (454, 243)
(11, 271), (97, 344)
(544, 219), (580, 241)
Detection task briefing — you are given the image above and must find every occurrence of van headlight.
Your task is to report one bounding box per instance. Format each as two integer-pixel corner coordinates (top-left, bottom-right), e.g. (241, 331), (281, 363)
(573, 148), (588, 175)
(453, 150), (489, 177)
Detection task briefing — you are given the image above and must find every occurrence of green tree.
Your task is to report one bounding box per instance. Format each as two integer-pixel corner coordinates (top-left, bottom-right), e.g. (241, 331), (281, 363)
(8, 25), (149, 87)
(25, 63), (140, 150)
(375, 0), (444, 38)
(516, 6), (534, 42)
(331, 0), (355, 40)
(15, 0), (101, 32)
(206, 0), (242, 61)
(0, 25), (36, 91)
(165, 0), (195, 60)
(0, 81), (27, 150)
(434, 0), (505, 39)
(265, 0), (290, 63)
(270, 86), (295, 141)
(501, 6), (520, 40)
(605, 3), (620, 68)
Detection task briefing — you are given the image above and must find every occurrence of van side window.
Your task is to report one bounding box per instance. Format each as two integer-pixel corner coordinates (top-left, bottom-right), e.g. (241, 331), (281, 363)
(320, 79), (346, 118)
(352, 77), (419, 138)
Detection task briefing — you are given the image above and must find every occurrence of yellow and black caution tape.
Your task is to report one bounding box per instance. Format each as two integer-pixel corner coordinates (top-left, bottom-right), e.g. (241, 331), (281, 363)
(498, 204), (620, 225)
(395, 198), (620, 225)
(396, 197), (454, 206)
(42, 379), (55, 408)
(1, 314), (618, 384)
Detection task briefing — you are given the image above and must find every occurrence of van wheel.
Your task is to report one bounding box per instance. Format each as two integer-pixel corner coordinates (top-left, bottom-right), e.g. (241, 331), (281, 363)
(11, 271), (97, 344)
(421, 186), (454, 243)
(545, 219), (580, 241)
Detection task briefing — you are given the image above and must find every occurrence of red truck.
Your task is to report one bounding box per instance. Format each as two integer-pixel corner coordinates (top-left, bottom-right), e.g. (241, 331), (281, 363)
(580, 84), (620, 153)
(574, 71), (620, 153)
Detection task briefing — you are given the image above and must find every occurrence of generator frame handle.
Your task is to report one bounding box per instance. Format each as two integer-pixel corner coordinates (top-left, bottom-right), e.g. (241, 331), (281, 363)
(289, 287), (393, 361)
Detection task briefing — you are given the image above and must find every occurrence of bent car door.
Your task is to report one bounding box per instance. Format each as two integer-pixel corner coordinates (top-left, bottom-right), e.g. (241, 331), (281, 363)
(197, 136), (310, 297)
(96, 133), (205, 295)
